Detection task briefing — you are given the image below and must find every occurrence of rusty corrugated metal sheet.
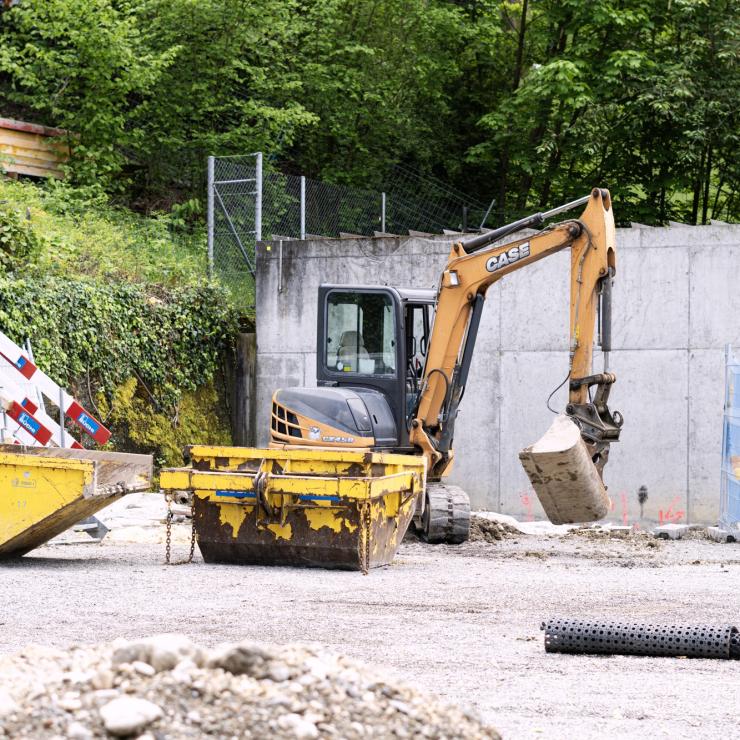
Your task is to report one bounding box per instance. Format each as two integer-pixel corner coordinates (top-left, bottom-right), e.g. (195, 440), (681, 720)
(0, 118), (70, 179)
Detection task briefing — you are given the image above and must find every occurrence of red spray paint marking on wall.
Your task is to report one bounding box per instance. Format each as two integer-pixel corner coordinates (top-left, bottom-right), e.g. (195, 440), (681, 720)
(520, 491), (535, 522)
(620, 491), (629, 526)
(658, 496), (685, 525)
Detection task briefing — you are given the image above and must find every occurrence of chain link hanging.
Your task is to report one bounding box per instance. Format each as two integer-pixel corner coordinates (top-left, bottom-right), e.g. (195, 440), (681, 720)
(357, 502), (372, 575)
(164, 491), (196, 566)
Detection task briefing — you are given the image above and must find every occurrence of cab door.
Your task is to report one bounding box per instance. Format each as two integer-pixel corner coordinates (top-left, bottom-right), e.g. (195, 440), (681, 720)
(404, 301), (433, 435)
(317, 286), (404, 443)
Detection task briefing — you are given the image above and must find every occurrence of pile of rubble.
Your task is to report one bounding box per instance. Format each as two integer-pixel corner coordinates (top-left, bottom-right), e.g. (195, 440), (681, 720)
(0, 635), (499, 739)
(469, 516), (519, 543)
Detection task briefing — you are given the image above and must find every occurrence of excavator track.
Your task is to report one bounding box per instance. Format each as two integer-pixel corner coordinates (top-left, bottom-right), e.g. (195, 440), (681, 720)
(420, 482), (471, 544)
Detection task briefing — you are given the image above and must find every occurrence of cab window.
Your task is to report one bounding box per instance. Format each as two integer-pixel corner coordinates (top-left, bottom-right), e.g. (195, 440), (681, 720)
(405, 303), (432, 417)
(326, 292), (396, 376)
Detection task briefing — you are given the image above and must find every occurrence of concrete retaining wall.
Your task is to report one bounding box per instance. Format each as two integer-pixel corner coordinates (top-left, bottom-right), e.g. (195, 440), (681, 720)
(254, 223), (740, 525)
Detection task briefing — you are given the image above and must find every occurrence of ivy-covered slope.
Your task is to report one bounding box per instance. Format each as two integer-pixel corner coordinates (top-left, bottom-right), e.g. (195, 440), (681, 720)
(0, 179), (241, 466)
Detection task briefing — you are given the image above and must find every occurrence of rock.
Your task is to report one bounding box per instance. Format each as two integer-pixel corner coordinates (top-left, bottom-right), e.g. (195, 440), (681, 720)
(111, 640), (151, 667)
(99, 696), (163, 737)
(131, 661), (155, 677)
(112, 635), (200, 673)
(207, 642), (271, 675)
(145, 634), (199, 672)
(268, 664), (291, 682)
(278, 712), (319, 739)
(66, 721), (93, 739)
(0, 689), (18, 717)
(389, 699), (412, 715)
(0, 635), (500, 740)
(91, 670), (115, 690)
(304, 657), (328, 680)
(653, 523), (691, 540)
(170, 658), (197, 684)
(91, 689), (119, 704)
(57, 693), (83, 712)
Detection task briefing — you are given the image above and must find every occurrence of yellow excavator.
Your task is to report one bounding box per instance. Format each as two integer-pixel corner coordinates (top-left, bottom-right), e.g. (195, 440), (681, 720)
(161, 188), (622, 569)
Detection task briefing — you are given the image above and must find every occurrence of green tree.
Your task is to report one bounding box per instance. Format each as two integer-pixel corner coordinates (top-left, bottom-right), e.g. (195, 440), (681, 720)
(0, 0), (171, 189)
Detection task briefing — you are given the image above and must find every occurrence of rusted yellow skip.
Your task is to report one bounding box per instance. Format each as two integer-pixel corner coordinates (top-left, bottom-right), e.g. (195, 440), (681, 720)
(161, 446), (426, 570)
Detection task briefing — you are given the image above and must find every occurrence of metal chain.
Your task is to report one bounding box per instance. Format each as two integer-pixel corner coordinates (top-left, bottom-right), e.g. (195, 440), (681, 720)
(165, 492), (172, 564)
(357, 502), (372, 576)
(186, 495), (196, 563)
(164, 492), (196, 566)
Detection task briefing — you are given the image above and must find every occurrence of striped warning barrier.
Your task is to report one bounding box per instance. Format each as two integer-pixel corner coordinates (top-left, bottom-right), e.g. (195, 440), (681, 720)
(0, 330), (110, 446)
(0, 364), (83, 448)
(2, 396), (53, 445)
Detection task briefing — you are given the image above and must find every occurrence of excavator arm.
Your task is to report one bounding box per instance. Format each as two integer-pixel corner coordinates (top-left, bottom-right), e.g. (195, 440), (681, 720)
(410, 188), (622, 480)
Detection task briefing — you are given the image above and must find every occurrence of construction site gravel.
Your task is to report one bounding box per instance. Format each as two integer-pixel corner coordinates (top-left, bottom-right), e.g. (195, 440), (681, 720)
(2, 501), (739, 739)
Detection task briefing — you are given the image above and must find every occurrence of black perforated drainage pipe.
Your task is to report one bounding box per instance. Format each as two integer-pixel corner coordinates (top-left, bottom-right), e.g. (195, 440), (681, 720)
(541, 618), (740, 660)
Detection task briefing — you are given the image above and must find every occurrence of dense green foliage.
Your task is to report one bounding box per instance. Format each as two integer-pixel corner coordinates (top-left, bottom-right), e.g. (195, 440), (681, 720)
(0, 183), (237, 464)
(1, 0), (736, 224)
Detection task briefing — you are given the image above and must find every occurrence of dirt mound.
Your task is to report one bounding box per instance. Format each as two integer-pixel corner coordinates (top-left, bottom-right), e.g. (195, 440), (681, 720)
(0, 635), (499, 739)
(565, 525), (662, 548)
(469, 516), (519, 543)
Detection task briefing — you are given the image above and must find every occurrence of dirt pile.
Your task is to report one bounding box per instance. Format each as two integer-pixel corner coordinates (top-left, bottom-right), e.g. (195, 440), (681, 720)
(565, 525), (661, 548)
(0, 635), (500, 739)
(469, 516), (519, 543)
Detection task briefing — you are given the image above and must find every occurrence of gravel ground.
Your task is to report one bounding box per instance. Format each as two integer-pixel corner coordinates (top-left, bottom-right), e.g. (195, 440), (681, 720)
(2, 501), (739, 739)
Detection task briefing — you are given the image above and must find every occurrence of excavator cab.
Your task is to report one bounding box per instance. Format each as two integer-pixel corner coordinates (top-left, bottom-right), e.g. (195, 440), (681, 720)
(318, 286), (436, 448)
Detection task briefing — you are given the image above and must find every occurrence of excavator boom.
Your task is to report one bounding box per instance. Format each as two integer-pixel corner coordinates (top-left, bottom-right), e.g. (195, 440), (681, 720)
(409, 188), (622, 516)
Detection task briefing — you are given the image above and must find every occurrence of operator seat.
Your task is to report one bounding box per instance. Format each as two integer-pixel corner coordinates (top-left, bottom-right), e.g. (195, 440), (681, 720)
(337, 330), (369, 371)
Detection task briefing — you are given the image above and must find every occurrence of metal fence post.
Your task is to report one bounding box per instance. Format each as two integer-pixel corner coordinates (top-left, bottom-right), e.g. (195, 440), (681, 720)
(300, 175), (306, 240)
(479, 197), (496, 229)
(381, 192), (386, 233)
(255, 151), (263, 242)
(207, 156), (214, 279)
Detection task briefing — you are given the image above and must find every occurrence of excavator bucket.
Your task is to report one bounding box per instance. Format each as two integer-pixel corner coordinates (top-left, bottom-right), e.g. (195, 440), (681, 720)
(0, 445), (153, 557)
(160, 446), (426, 571)
(519, 415), (610, 524)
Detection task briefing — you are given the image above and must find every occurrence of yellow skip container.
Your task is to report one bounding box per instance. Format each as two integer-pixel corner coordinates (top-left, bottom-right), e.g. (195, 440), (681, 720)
(160, 446), (426, 571)
(0, 445), (153, 557)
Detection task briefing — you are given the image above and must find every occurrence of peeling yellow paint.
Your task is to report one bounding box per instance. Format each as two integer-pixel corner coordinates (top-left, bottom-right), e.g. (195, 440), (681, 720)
(305, 507), (345, 533)
(213, 496), (249, 538)
(266, 522), (293, 540)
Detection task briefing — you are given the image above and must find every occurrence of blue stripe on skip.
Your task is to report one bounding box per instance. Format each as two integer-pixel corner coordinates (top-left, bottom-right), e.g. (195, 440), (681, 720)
(214, 490), (341, 503)
(215, 490), (256, 499)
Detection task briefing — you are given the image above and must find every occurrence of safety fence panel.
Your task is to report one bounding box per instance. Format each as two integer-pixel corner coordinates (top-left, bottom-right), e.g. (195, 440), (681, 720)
(721, 345), (740, 529)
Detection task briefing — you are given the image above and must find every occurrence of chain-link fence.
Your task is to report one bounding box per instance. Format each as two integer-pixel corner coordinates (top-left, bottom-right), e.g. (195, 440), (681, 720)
(208, 153), (262, 305)
(208, 153), (493, 307)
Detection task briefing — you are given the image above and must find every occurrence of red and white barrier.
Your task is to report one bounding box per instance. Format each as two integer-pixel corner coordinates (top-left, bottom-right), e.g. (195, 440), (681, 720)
(0, 367), (83, 448)
(0, 330), (110, 447)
